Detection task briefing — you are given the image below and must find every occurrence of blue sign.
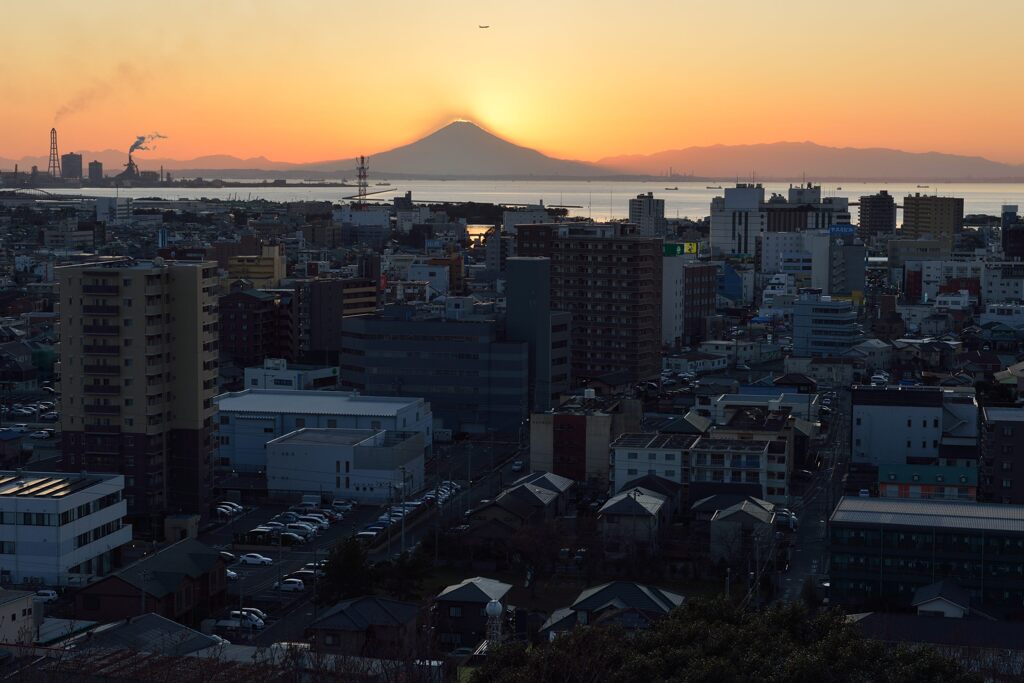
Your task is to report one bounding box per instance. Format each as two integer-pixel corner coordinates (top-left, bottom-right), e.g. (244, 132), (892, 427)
(829, 224), (855, 235)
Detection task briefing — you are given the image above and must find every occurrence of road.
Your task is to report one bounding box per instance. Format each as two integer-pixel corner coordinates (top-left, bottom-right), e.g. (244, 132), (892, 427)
(778, 387), (850, 604)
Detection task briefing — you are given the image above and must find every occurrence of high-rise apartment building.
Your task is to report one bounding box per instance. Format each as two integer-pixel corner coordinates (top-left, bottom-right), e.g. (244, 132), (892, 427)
(60, 153), (83, 180)
(901, 194), (964, 250)
(292, 278), (378, 364)
(227, 245), (285, 288)
(517, 223), (662, 382)
(57, 258), (219, 538)
(87, 161), (103, 184)
(628, 192), (667, 237)
(856, 190), (897, 240)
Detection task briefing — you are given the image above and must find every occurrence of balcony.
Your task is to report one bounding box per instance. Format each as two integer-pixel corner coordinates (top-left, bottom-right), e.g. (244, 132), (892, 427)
(84, 424), (120, 434)
(82, 285), (119, 295)
(84, 385), (121, 395)
(83, 305), (120, 316)
(83, 345), (120, 356)
(83, 365), (120, 376)
(84, 404), (121, 416)
(83, 324), (120, 336)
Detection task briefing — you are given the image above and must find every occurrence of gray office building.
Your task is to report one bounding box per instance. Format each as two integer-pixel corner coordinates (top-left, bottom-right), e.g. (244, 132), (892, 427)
(505, 257), (571, 412)
(339, 306), (529, 433)
(792, 288), (863, 357)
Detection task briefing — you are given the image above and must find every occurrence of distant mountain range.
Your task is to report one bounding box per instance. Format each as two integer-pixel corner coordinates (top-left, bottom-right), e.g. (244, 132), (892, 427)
(597, 141), (1024, 181)
(3, 123), (1024, 181)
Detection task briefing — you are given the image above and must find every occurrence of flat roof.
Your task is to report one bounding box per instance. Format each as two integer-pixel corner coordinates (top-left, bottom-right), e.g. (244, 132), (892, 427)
(983, 407), (1024, 423)
(831, 496), (1024, 533)
(612, 433), (695, 450)
(215, 389), (424, 417)
(267, 428), (381, 447)
(0, 471), (115, 499)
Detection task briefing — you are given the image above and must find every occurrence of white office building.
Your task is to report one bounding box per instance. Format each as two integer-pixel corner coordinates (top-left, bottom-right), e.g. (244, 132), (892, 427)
(629, 193), (667, 237)
(0, 471), (130, 586)
(851, 386), (978, 467)
(266, 428), (425, 504)
(243, 358), (339, 391)
(611, 433), (695, 493)
(215, 389), (433, 472)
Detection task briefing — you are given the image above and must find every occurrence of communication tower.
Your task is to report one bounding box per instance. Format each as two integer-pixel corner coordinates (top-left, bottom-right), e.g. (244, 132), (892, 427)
(357, 155), (369, 200)
(48, 128), (61, 178)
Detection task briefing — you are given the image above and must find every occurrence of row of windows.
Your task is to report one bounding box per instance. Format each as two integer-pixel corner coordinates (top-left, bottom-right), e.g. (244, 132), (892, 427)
(75, 518), (125, 549)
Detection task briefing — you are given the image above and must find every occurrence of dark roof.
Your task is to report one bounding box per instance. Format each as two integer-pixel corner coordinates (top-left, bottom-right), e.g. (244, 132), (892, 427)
(691, 493), (773, 514)
(852, 612), (1024, 651)
(620, 474), (683, 498)
(309, 596), (418, 632)
(113, 538), (223, 599)
(773, 373), (817, 387)
(81, 613), (220, 656)
(571, 581), (684, 616)
(912, 580), (970, 610)
(511, 471), (574, 493)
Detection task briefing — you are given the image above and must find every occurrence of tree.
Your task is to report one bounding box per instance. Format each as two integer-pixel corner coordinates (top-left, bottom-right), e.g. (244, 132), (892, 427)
(377, 549), (432, 601)
(318, 536), (375, 604)
(471, 598), (980, 683)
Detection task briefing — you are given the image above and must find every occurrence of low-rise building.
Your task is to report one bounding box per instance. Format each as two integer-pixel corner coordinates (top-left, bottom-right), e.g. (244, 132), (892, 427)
(73, 538), (227, 626)
(662, 351), (728, 376)
(243, 358), (338, 391)
(266, 428), (424, 505)
(611, 433), (696, 494)
(0, 471), (130, 586)
(598, 487), (670, 557)
(0, 590), (36, 644)
(980, 407), (1024, 504)
(539, 581), (684, 640)
(214, 389), (432, 473)
(877, 464), (976, 501)
(709, 497), (776, 565)
(829, 497), (1024, 610)
(305, 596), (420, 658)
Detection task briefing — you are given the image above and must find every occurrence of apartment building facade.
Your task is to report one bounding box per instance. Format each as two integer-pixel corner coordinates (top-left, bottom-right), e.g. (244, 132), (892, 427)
(57, 258), (219, 537)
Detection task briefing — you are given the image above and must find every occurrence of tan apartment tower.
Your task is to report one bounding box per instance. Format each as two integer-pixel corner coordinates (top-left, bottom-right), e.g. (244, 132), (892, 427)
(57, 258), (219, 538)
(901, 194), (964, 251)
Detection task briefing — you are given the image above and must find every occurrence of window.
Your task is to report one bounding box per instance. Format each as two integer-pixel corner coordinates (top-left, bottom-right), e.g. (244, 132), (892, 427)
(627, 468), (638, 476)
(220, 436), (230, 445)
(907, 420), (911, 427)
(665, 453), (676, 461)
(648, 453), (656, 461)
(327, 419), (337, 428)
(906, 441), (911, 448)
(627, 453), (638, 460)
(856, 418), (862, 426)
(295, 418), (305, 428)
(665, 470), (676, 478)
(1004, 479), (1013, 489)
(220, 416), (230, 425)
(448, 607), (462, 618)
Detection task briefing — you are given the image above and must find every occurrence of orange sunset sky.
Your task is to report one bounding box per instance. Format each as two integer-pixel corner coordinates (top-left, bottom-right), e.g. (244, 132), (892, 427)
(2, 0), (1024, 164)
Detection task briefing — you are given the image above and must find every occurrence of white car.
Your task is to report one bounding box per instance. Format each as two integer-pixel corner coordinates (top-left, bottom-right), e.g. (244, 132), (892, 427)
(29, 431), (52, 439)
(35, 589), (58, 604)
(273, 578), (305, 592)
(241, 607), (268, 621)
(217, 501), (243, 513)
(9, 424), (28, 433)
(239, 553), (272, 566)
(226, 569), (238, 581)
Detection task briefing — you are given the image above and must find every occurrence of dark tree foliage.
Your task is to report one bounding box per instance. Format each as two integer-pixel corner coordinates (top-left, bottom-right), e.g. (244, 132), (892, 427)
(472, 598), (979, 683)
(317, 536), (375, 604)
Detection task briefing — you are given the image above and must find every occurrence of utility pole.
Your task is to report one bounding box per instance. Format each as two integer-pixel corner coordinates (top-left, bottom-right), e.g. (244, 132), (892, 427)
(399, 465), (407, 554)
(138, 569), (153, 616)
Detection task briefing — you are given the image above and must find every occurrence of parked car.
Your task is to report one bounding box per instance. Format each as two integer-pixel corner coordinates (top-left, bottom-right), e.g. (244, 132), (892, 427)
(279, 532), (305, 546)
(331, 500), (354, 512)
(262, 521), (285, 530)
(240, 607), (268, 621)
(355, 531), (379, 542)
(239, 553), (272, 566)
(298, 515), (329, 530)
(35, 590), (58, 604)
(29, 431), (51, 439)
(229, 611), (265, 629)
(9, 424), (28, 433)
(226, 569), (238, 581)
(219, 551), (236, 563)
(510, 460), (524, 473)
(273, 578), (305, 592)
(217, 501), (243, 513)
(274, 512), (300, 523)
(39, 412), (59, 422)
(215, 506), (236, 518)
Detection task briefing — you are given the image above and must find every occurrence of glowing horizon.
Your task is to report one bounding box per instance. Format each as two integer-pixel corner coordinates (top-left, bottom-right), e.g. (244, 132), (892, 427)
(4, 0), (1024, 165)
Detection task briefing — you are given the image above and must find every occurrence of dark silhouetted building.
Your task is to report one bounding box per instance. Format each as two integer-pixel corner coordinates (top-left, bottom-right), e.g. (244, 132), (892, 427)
(88, 161), (103, 183)
(981, 407), (1024, 503)
(857, 190), (897, 240)
(517, 223), (662, 383)
(60, 153), (83, 180)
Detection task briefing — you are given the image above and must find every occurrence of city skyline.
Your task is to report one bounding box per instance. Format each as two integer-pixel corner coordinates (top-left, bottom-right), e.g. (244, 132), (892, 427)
(4, 0), (1024, 164)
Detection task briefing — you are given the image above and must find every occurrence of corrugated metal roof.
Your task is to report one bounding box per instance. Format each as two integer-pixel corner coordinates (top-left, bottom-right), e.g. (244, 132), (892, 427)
(831, 496), (1024, 532)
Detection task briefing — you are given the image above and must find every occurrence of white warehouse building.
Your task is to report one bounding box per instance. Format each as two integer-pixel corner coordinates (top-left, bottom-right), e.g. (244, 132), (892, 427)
(266, 429), (424, 504)
(0, 471), (130, 586)
(214, 389), (433, 473)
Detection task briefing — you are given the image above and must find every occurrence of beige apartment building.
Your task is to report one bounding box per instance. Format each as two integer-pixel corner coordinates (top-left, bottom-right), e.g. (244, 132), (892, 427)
(901, 194), (964, 251)
(227, 245), (285, 287)
(57, 258), (219, 538)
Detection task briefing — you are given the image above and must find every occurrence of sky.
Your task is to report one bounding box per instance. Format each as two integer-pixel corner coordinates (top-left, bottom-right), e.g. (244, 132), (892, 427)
(2, 0), (1024, 164)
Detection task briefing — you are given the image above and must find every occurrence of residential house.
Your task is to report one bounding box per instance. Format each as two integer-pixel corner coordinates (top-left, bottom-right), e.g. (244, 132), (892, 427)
(539, 581), (684, 640)
(709, 498), (776, 565)
(432, 577), (512, 649)
(598, 487), (670, 557)
(305, 596), (419, 658)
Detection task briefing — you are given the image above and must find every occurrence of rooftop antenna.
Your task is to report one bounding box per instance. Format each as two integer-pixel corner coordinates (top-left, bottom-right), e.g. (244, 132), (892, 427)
(48, 128), (61, 178)
(356, 156), (369, 201)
